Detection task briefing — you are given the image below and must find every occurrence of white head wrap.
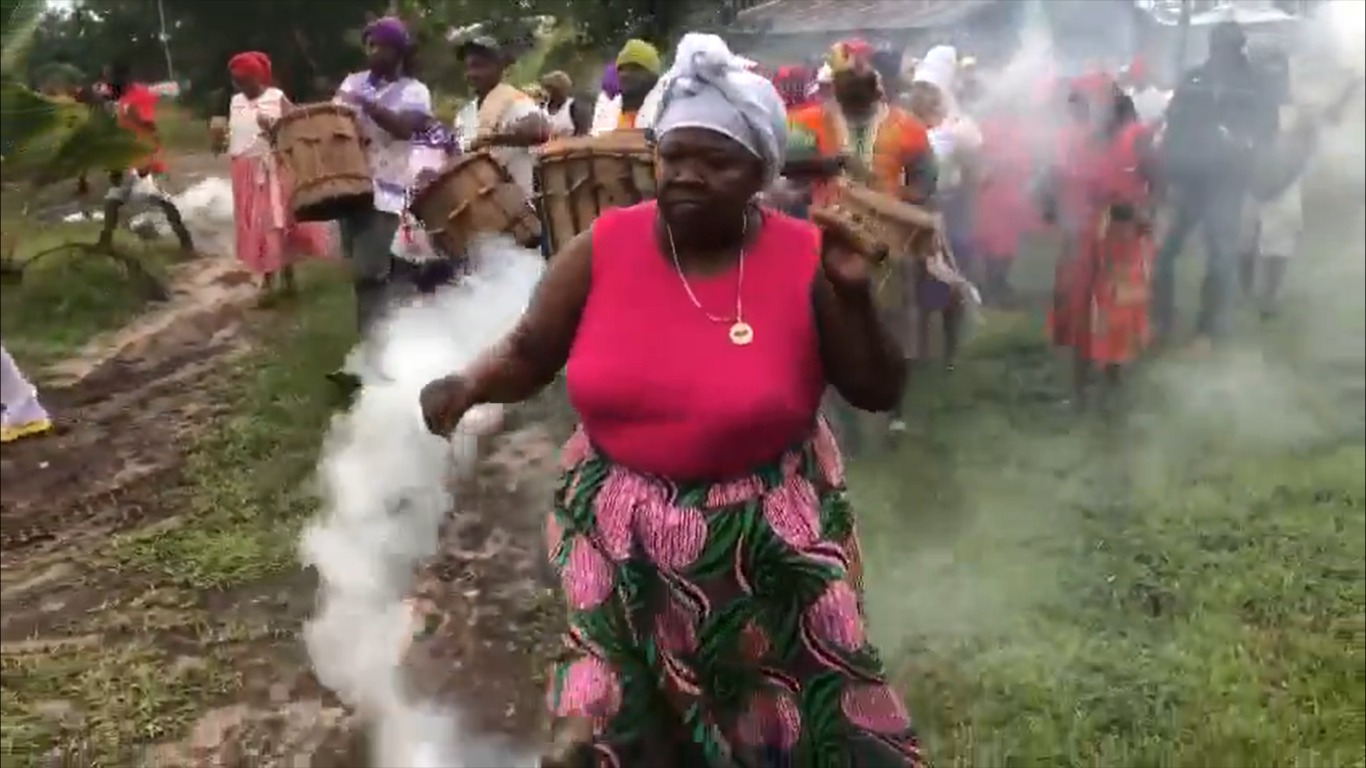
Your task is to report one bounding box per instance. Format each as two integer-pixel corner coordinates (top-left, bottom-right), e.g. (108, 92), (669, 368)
(914, 45), (958, 94)
(653, 33), (789, 186)
(912, 45), (984, 175)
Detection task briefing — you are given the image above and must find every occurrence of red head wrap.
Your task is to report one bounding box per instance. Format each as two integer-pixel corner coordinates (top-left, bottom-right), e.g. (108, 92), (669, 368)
(828, 38), (875, 75)
(771, 65), (814, 108)
(228, 52), (272, 86)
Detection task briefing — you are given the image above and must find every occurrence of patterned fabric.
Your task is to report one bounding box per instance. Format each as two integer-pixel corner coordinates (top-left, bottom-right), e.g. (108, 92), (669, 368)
(334, 71), (433, 213)
(545, 421), (922, 768)
(786, 102), (933, 207)
(1048, 212), (1152, 365)
(827, 38), (874, 75)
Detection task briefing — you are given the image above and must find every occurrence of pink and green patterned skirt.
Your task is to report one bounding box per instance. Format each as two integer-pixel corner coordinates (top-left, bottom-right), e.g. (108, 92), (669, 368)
(545, 421), (923, 767)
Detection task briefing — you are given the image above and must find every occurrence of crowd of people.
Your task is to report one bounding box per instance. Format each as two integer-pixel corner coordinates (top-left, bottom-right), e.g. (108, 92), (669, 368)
(2, 13), (1351, 768)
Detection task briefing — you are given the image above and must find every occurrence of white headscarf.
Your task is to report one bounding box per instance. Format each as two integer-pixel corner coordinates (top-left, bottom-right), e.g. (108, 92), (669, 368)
(653, 33), (789, 186)
(913, 44), (982, 186)
(914, 44), (960, 114)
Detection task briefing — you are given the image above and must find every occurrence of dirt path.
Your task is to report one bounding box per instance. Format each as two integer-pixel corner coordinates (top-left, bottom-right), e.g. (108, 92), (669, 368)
(0, 251), (256, 554)
(1, 159), (566, 764)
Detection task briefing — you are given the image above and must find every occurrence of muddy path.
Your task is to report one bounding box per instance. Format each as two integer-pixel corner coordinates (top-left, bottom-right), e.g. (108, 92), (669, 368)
(1, 161), (569, 764)
(0, 255), (256, 555)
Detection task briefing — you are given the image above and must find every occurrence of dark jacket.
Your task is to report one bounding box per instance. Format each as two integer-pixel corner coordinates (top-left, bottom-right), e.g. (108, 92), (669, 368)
(1162, 56), (1278, 185)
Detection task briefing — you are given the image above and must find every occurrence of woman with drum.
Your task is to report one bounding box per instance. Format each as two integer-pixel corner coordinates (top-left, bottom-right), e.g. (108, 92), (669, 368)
(420, 32), (923, 768)
(330, 16), (433, 391)
(217, 51), (330, 304)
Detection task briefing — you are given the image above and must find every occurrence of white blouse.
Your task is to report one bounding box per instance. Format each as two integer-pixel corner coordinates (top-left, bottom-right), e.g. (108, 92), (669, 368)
(228, 87), (286, 157)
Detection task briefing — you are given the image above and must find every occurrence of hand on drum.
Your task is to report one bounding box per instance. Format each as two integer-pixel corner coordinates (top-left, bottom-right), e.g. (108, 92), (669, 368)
(814, 210), (882, 298)
(419, 374), (474, 436)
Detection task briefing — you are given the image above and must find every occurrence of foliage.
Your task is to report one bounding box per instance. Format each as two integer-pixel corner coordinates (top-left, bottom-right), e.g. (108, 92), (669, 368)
(0, 0), (147, 189)
(12, 0), (733, 117)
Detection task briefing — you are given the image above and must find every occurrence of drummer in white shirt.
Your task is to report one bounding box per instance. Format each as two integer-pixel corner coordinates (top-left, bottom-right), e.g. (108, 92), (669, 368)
(453, 36), (549, 198)
(540, 70), (589, 138)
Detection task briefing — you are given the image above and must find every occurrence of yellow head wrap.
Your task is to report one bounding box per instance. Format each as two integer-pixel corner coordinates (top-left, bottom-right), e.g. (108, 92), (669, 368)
(617, 39), (662, 75)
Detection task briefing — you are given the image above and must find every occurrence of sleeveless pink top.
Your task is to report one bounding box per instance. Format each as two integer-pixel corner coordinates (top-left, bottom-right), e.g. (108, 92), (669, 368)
(566, 202), (826, 480)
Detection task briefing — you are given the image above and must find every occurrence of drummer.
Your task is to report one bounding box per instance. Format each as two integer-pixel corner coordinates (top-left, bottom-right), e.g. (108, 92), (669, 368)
(539, 70), (587, 138)
(786, 38), (937, 443)
(454, 35), (549, 199)
(590, 39), (665, 134)
(331, 16), (434, 392)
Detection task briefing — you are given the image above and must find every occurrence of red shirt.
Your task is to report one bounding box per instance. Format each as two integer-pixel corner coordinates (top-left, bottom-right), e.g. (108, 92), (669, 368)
(567, 203), (825, 480)
(116, 83), (164, 173)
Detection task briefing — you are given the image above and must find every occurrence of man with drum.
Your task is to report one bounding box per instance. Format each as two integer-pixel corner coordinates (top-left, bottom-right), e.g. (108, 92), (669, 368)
(331, 17), (434, 393)
(454, 35), (550, 200)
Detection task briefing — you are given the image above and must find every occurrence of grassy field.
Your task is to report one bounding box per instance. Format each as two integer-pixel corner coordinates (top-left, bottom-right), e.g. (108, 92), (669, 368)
(1, 189), (1362, 765)
(857, 203), (1366, 766)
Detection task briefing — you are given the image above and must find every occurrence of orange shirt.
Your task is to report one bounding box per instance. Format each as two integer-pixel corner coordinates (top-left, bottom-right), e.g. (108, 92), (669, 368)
(786, 102), (932, 206)
(116, 83), (164, 173)
(617, 110), (638, 130)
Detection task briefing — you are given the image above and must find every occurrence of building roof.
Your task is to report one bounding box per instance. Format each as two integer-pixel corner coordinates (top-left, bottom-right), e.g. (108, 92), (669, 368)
(733, 0), (1002, 35)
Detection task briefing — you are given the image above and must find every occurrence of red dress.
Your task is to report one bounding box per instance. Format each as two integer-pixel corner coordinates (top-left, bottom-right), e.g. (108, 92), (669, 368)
(972, 116), (1035, 260)
(1048, 120), (1153, 364)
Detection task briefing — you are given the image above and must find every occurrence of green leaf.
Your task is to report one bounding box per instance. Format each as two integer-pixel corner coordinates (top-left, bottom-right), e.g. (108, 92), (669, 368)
(686, 502), (753, 581)
(694, 597), (758, 668)
(0, 0), (45, 75)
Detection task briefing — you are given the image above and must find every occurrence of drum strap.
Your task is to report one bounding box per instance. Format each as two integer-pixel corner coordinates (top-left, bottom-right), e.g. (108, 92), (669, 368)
(475, 83), (529, 138)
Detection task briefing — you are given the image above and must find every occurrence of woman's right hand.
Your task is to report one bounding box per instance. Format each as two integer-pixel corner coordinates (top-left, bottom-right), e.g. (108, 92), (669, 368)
(420, 374), (474, 436)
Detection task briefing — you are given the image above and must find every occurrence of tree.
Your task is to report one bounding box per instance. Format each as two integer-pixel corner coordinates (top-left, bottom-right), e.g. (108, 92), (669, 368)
(1, 0), (146, 187)
(1, 0), (165, 294)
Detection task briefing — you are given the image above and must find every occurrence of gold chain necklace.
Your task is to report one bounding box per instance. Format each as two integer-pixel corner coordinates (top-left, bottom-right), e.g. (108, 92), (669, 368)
(664, 214), (754, 346)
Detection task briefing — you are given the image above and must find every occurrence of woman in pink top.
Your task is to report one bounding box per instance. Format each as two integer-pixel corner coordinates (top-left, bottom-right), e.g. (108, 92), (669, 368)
(421, 34), (920, 768)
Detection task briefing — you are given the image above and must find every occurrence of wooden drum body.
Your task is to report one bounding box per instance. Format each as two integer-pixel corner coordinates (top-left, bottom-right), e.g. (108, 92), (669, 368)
(534, 130), (656, 256)
(812, 179), (972, 311)
(409, 151), (541, 258)
(813, 179), (939, 263)
(274, 103), (373, 222)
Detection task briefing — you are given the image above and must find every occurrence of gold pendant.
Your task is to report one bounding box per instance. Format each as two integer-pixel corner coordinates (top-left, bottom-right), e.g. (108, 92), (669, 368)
(729, 321), (754, 346)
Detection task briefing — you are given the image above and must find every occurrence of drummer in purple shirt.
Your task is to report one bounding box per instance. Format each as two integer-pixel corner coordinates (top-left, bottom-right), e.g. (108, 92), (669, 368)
(329, 16), (432, 392)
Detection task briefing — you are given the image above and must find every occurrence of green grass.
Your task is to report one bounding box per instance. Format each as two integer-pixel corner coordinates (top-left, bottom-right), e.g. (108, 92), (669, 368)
(853, 203), (1366, 766)
(0, 219), (183, 369)
(1, 263), (353, 766)
(109, 264), (355, 588)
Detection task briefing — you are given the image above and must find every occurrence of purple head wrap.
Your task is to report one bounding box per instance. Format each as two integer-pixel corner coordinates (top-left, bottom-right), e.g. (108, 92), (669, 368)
(363, 16), (411, 52)
(600, 63), (620, 98)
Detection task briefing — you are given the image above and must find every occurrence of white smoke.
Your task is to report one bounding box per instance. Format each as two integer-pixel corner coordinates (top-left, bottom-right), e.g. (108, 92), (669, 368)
(300, 236), (544, 767)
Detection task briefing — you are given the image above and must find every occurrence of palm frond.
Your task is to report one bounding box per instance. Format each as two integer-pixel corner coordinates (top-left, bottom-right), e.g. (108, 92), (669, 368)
(33, 109), (151, 188)
(1, 0), (152, 189)
(0, 0), (45, 75)
(1, 82), (151, 188)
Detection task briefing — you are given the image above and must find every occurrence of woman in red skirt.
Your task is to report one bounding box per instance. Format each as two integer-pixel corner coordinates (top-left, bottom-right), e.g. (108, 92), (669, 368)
(1046, 73), (1158, 408)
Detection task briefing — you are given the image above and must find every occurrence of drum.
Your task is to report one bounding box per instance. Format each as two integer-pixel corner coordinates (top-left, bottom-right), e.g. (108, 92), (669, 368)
(812, 179), (978, 307)
(409, 151), (541, 258)
(534, 130), (656, 255)
(812, 179), (939, 263)
(274, 103), (372, 222)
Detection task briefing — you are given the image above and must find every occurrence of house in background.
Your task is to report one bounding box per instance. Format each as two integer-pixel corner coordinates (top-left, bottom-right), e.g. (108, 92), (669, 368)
(710, 0), (1024, 67)
(703, 0), (1320, 85)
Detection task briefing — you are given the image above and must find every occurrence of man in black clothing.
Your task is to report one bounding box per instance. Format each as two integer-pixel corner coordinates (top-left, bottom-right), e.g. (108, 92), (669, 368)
(1151, 21), (1278, 351)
